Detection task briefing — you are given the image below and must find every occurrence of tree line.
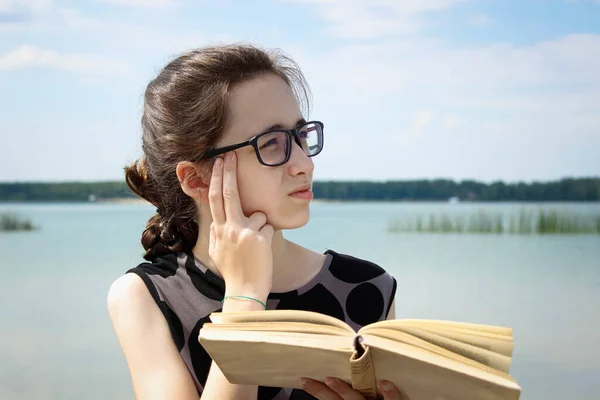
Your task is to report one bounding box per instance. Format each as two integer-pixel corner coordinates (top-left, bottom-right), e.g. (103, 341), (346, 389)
(1, 177), (598, 202)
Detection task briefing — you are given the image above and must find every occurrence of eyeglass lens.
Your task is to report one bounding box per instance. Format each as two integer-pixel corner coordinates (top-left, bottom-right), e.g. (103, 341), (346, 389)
(256, 122), (322, 165)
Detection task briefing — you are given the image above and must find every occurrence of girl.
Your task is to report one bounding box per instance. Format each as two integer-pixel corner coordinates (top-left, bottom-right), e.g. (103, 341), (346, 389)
(108, 43), (401, 400)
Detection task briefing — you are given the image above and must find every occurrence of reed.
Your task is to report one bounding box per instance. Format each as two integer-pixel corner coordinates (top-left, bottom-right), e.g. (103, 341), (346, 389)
(389, 208), (600, 235)
(0, 213), (36, 232)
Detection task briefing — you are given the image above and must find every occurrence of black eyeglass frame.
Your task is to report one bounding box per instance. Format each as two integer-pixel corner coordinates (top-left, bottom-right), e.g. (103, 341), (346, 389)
(198, 121), (324, 167)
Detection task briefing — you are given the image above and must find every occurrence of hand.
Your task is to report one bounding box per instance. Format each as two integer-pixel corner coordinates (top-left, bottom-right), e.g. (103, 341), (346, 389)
(208, 151), (275, 301)
(300, 377), (405, 400)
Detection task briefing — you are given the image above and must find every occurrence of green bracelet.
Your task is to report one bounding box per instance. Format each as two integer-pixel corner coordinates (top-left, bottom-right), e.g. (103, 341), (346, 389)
(222, 295), (267, 310)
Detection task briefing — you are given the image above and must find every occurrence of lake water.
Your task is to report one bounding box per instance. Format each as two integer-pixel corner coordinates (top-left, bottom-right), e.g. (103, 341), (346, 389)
(0, 201), (598, 400)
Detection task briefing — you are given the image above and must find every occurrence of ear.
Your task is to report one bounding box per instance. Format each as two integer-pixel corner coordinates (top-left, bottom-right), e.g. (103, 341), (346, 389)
(176, 161), (211, 204)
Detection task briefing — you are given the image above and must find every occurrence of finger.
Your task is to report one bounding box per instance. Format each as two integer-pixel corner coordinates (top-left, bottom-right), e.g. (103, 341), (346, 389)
(247, 211), (267, 230)
(208, 157), (225, 224)
(259, 223), (274, 238)
(222, 151), (243, 221)
(300, 378), (343, 400)
(208, 223), (216, 257)
(378, 380), (404, 400)
(324, 378), (364, 400)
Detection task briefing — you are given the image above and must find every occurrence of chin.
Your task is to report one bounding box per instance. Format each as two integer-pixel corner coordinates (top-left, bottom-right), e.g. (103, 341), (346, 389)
(271, 207), (311, 231)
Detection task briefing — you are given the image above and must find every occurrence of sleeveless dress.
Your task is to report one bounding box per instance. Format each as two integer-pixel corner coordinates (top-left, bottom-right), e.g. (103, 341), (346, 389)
(127, 249), (397, 400)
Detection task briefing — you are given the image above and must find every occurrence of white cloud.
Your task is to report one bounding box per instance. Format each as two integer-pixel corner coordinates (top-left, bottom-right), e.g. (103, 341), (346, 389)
(0, 45), (130, 76)
(0, 0), (54, 13)
(291, 31), (600, 180)
(55, 8), (102, 30)
(413, 109), (435, 130)
(442, 115), (460, 128)
(97, 0), (178, 8)
(467, 13), (491, 26)
(393, 109), (435, 142)
(285, 0), (467, 38)
(1, 0), (598, 181)
(298, 34), (600, 99)
(0, 0), (101, 32)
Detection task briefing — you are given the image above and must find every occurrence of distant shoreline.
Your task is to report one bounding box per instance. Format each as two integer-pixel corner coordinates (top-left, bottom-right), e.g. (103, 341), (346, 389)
(94, 198), (353, 204)
(2, 198), (599, 205)
(1, 178), (599, 202)
(95, 198), (150, 204)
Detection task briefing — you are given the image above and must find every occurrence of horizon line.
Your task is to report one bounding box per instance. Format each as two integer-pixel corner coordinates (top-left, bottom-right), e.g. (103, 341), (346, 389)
(0, 176), (599, 185)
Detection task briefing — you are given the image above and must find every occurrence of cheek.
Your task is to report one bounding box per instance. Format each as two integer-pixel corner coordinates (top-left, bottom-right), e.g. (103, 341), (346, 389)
(236, 165), (281, 215)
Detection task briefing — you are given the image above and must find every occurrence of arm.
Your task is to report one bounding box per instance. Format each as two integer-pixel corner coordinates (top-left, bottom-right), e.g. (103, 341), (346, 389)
(107, 273), (199, 400)
(108, 273), (265, 400)
(200, 295), (267, 400)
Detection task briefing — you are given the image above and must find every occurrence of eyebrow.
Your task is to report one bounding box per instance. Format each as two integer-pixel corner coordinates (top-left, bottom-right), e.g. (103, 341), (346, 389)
(240, 118), (308, 143)
(260, 117), (307, 135)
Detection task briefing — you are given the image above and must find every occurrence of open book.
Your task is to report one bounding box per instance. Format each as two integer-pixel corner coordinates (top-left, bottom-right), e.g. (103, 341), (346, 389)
(198, 310), (521, 400)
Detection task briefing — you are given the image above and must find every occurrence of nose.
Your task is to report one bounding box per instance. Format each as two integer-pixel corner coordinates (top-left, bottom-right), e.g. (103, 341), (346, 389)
(287, 137), (314, 176)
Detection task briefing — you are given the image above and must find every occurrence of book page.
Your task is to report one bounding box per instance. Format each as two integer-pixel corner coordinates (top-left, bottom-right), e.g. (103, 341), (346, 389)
(209, 310), (354, 334)
(199, 328), (355, 389)
(362, 329), (514, 381)
(371, 319), (512, 337)
(362, 335), (521, 400)
(204, 321), (350, 336)
(406, 325), (514, 357)
(368, 320), (513, 356)
(362, 325), (512, 374)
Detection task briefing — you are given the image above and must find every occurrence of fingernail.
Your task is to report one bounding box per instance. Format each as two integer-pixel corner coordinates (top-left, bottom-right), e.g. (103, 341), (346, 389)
(325, 377), (337, 386)
(214, 158), (222, 168)
(299, 378), (308, 387)
(379, 380), (392, 392)
(225, 152), (233, 161)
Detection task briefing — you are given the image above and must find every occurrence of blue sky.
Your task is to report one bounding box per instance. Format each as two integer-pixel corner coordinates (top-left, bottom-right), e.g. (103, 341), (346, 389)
(1, 0), (599, 183)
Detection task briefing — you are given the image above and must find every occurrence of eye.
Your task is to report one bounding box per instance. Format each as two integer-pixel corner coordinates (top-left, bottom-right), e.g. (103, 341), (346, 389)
(298, 129), (309, 139)
(259, 137), (280, 149)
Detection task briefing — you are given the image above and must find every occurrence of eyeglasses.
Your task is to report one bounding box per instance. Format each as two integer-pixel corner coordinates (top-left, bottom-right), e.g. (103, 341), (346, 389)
(199, 121), (324, 167)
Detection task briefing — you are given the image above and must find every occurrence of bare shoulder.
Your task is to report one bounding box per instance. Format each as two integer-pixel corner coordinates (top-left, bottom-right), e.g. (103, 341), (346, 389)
(107, 273), (152, 316)
(107, 273), (160, 337)
(107, 273), (199, 399)
(108, 272), (146, 299)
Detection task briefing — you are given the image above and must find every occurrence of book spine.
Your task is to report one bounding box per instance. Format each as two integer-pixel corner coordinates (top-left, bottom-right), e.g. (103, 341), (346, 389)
(350, 335), (377, 397)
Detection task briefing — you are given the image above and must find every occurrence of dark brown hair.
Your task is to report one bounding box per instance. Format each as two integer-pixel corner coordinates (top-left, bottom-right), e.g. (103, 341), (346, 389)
(125, 43), (311, 261)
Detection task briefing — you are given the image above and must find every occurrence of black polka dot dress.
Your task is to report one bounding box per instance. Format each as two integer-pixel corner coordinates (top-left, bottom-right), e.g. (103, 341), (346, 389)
(127, 249), (397, 399)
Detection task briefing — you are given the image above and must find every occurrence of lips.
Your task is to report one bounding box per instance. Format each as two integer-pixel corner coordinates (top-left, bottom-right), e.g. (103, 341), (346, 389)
(289, 184), (312, 195)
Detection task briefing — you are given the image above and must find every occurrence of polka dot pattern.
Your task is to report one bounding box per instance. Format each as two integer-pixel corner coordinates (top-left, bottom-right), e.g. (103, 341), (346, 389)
(135, 253), (178, 278)
(128, 249), (397, 399)
(289, 389), (318, 399)
(186, 264), (224, 301)
(326, 250), (385, 283)
(161, 301), (185, 352)
(258, 386), (283, 400)
(346, 283), (384, 326)
(188, 314), (216, 387)
(276, 284), (345, 322)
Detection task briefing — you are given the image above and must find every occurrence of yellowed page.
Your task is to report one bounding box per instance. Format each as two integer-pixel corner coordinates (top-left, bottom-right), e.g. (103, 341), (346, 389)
(363, 325), (512, 374)
(363, 335), (521, 400)
(371, 319), (512, 337)
(209, 310), (354, 333)
(409, 325), (514, 357)
(205, 321), (350, 336)
(362, 329), (514, 381)
(199, 328), (355, 389)
(368, 320), (513, 354)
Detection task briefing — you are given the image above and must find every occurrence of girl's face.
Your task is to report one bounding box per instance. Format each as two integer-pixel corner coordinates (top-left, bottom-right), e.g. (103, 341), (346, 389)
(214, 73), (316, 230)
